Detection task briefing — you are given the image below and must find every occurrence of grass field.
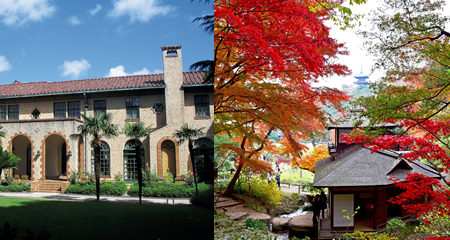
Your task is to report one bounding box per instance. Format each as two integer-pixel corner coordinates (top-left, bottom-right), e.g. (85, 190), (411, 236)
(0, 198), (213, 240)
(280, 167), (315, 184)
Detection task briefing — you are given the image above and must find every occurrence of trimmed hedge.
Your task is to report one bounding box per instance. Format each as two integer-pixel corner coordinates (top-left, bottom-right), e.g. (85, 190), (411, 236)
(0, 182), (31, 192)
(65, 181), (127, 196)
(128, 182), (209, 198)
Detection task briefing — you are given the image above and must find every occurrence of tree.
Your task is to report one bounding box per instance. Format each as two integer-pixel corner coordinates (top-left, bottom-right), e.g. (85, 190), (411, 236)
(339, 0), (450, 220)
(215, 0), (354, 197)
(0, 146), (20, 176)
(71, 113), (119, 201)
(290, 145), (330, 173)
(173, 124), (204, 196)
(123, 122), (152, 204)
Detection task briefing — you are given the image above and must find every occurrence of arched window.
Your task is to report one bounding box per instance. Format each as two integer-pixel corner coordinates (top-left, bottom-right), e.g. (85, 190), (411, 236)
(91, 141), (110, 176)
(123, 140), (144, 182)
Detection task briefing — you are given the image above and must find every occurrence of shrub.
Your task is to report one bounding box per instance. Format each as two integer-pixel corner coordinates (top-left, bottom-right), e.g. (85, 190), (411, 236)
(214, 212), (273, 239)
(181, 172), (195, 188)
(114, 171), (123, 182)
(244, 218), (266, 231)
(128, 182), (208, 198)
(302, 205), (312, 212)
(164, 171), (174, 183)
(0, 182), (30, 192)
(190, 187), (214, 207)
(65, 182), (127, 196)
(234, 175), (282, 209)
(142, 166), (159, 187)
(386, 218), (406, 237)
(69, 170), (80, 184)
(415, 212), (450, 238)
(342, 231), (398, 240)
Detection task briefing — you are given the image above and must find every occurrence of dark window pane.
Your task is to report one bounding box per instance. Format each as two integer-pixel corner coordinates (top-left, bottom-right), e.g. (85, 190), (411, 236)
(0, 106), (6, 120)
(126, 98), (139, 119)
(94, 100), (106, 117)
(54, 102), (66, 118)
(68, 101), (80, 118)
(8, 105), (19, 120)
(194, 95), (209, 117)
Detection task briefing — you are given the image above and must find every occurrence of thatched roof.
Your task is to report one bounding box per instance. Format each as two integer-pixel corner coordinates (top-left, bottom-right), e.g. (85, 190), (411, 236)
(313, 147), (440, 188)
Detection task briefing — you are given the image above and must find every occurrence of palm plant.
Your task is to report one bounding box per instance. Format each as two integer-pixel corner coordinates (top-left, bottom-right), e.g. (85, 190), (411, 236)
(71, 113), (118, 201)
(123, 122), (152, 204)
(0, 146), (20, 177)
(173, 124), (204, 196)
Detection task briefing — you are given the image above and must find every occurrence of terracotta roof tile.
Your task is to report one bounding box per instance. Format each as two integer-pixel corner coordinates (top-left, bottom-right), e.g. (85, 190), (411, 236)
(0, 71), (206, 98)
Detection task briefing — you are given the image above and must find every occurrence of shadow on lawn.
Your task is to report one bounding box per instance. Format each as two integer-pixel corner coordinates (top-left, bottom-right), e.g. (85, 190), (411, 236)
(0, 197), (214, 240)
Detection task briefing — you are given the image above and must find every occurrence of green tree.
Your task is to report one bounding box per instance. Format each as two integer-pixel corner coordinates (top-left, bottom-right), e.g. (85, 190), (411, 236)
(173, 124), (204, 196)
(354, 0), (450, 123)
(0, 146), (21, 176)
(71, 113), (119, 201)
(123, 122), (152, 204)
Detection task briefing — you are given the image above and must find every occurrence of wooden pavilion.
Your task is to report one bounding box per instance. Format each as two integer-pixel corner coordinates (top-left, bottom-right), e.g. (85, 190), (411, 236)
(313, 119), (440, 238)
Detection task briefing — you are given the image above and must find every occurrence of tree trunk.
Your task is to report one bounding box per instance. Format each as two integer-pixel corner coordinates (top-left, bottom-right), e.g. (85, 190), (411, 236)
(223, 163), (243, 197)
(189, 141), (199, 196)
(94, 145), (101, 201)
(135, 140), (143, 204)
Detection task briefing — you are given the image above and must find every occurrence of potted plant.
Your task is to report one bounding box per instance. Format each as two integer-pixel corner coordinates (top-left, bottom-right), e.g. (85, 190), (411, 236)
(14, 175), (20, 180)
(21, 175), (28, 180)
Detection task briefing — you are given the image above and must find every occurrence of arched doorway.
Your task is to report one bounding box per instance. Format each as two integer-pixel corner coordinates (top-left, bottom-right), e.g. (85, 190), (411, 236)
(45, 135), (68, 179)
(12, 135), (32, 179)
(161, 140), (176, 179)
(123, 140), (144, 182)
(192, 138), (214, 184)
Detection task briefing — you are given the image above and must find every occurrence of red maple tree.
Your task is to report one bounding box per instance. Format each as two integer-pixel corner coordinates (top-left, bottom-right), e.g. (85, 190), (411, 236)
(341, 119), (450, 219)
(215, 0), (352, 197)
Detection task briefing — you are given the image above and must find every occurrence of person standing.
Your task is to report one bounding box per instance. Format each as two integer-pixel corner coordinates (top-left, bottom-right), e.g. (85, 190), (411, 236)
(275, 169), (281, 189)
(311, 195), (319, 225)
(319, 190), (327, 219)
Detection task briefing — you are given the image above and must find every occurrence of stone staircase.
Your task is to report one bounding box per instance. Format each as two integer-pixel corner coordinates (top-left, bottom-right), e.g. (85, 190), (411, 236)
(31, 180), (70, 193)
(214, 193), (242, 213)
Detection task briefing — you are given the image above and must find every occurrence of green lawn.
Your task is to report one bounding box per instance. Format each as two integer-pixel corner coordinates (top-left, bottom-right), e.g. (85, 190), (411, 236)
(280, 167), (315, 184)
(0, 198), (213, 240)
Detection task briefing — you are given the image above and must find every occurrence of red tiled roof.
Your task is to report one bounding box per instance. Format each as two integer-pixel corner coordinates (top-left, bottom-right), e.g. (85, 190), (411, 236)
(0, 71), (206, 98)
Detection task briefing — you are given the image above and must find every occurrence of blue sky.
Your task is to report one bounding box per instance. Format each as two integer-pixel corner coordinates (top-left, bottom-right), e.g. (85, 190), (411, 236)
(0, 0), (212, 84)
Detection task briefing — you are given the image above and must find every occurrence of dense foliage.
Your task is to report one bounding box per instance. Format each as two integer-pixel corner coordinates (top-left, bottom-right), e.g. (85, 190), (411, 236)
(214, 212), (272, 239)
(215, 0), (352, 197)
(127, 182), (209, 198)
(0, 182), (30, 192)
(342, 0), (450, 223)
(290, 145), (330, 173)
(64, 181), (127, 196)
(233, 173), (282, 209)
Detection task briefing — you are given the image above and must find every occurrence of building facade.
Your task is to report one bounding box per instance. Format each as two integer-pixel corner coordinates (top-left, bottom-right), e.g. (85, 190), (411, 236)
(0, 46), (213, 189)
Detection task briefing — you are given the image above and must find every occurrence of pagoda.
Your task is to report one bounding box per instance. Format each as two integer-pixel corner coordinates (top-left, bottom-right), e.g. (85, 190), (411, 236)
(353, 64), (369, 86)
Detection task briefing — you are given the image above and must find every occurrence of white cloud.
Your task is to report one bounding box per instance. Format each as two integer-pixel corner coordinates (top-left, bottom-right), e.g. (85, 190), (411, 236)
(105, 65), (127, 77)
(0, 0), (55, 26)
(0, 56), (12, 72)
(88, 4), (102, 16)
(108, 0), (173, 23)
(60, 59), (91, 78)
(105, 65), (159, 77)
(68, 16), (81, 25)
